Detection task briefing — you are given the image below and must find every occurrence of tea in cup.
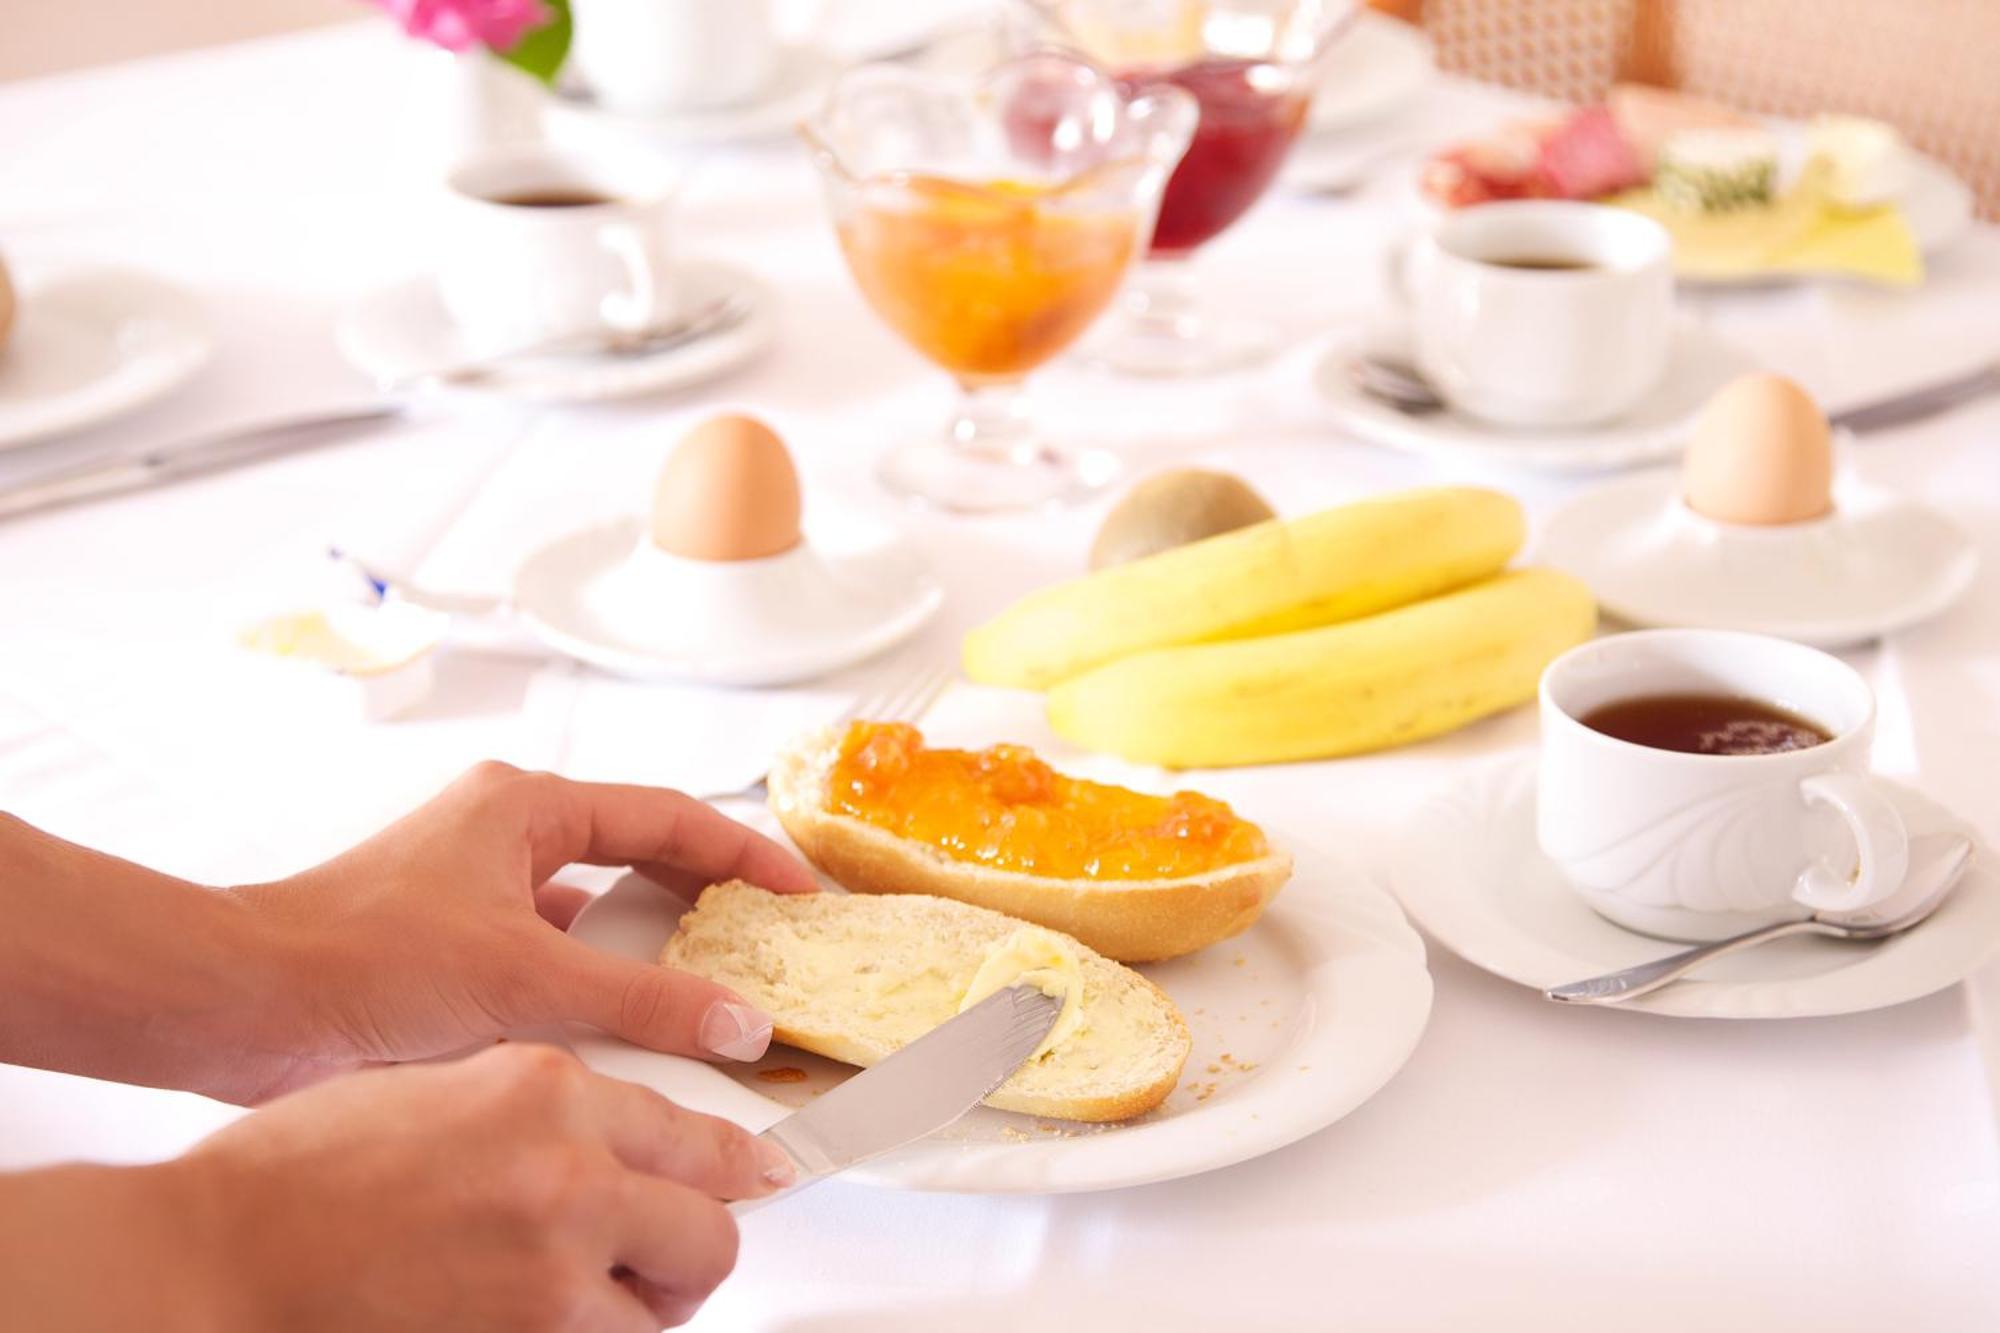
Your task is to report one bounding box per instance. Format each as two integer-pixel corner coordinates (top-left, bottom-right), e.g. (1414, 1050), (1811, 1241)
(437, 144), (680, 355)
(1406, 201), (1674, 428)
(1537, 629), (1910, 942)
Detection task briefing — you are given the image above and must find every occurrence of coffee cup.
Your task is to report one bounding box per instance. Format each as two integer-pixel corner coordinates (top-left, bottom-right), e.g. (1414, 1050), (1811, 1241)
(1406, 201), (1674, 428)
(436, 144), (680, 355)
(1537, 628), (1910, 942)
(568, 0), (783, 114)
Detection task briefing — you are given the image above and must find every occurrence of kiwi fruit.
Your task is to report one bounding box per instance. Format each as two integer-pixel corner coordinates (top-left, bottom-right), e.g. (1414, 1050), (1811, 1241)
(1088, 468), (1276, 570)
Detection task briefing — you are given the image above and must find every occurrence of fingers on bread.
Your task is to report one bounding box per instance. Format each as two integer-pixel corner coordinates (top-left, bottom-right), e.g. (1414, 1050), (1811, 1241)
(662, 881), (1191, 1122)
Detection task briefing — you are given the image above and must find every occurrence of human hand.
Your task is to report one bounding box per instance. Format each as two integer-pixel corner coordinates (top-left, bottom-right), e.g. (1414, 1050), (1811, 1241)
(225, 762), (817, 1101)
(174, 1043), (787, 1331)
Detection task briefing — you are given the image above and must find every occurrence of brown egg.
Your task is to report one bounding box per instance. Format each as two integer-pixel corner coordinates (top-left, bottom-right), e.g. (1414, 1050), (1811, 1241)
(1089, 468), (1277, 570)
(1683, 373), (1834, 526)
(650, 414), (803, 561)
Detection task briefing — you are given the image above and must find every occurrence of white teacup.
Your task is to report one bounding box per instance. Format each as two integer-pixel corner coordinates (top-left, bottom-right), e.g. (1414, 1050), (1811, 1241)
(1537, 629), (1910, 942)
(437, 145), (680, 356)
(568, 0), (782, 114)
(1408, 201), (1674, 428)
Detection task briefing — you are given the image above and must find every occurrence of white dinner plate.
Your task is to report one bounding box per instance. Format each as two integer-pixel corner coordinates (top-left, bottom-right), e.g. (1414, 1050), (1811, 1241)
(544, 43), (837, 148)
(1538, 467), (1980, 648)
(1306, 11), (1435, 134)
(336, 260), (774, 405)
(1392, 755), (2000, 1019)
(1313, 320), (1761, 474)
(513, 515), (942, 686)
(568, 821), (1434, 1193)
(0, 268), (213, 450)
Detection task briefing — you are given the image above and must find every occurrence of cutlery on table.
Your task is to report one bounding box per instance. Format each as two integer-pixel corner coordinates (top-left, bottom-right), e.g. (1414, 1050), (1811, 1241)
(1349, 348), (2000, 431)
(1544, 832), (1975, 1005)
(1827, 360), (2000, 434)
(381, 292), (752, 394)
(0, 404), (411, 523)
(732, 983), (1062, 1213)
(694, 657), (957, 804)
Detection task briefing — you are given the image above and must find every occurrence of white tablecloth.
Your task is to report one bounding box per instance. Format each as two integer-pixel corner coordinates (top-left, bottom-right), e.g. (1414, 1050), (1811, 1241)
(2, 15), (1997, 1330)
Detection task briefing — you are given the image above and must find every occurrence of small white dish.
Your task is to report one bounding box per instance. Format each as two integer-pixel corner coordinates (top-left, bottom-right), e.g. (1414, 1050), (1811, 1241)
(1538, 468), (1979, 647)
(566, 821), (1434, 1193)
(513, 515), (942, 686)
(1313, 320), (1761, 474)
(544, 42), (838, 148)
(1392, 755), (2000, 1019)
(237, 600), (449, 722)
(0, 268), (213, 451)
(1304, 10), (1435, 135)
(336, 259), (773, 405)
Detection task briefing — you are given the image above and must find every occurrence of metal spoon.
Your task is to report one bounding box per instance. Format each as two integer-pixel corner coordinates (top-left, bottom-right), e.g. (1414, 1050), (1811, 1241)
(1544, 832), (1976, 1005)
(1347, 350), (1445, 415)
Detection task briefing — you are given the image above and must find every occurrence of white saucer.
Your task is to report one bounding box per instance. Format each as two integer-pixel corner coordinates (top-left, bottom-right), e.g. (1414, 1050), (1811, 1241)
(0, 268), (213, 450)
(1538, 468), (1979, 648)
(544, 43), (837, 148)
(1392, 755), (2000, 1019)
(513, 515), (942, 686)
(567, 818), (1434, 1193)
(336, 259), (774, 405)
(1305, 11), (1435, 135)
(1313, 321), (1761, 474)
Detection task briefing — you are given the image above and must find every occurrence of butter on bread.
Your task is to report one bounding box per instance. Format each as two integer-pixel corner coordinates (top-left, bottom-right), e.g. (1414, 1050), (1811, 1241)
(661, 881), (1190, 1123)
(766, 727), (1292, 963)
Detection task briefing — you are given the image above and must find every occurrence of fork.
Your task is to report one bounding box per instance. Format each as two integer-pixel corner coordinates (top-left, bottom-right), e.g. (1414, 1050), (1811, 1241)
(694, 658), (958, 804)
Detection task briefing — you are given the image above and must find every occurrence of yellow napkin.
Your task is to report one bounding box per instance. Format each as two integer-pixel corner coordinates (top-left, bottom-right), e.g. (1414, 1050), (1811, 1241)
(1612, 163), (1922, 286)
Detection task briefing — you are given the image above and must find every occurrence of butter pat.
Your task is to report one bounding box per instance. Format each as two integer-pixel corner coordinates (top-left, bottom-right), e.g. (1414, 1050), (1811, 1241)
(238, 602), (447, 721)
(959, 927), (1086, 1060)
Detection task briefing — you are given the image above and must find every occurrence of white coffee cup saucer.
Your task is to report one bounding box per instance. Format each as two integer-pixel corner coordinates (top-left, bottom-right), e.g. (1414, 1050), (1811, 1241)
(546, 42), (838, 147)
(1538, 467), (1978, 648)
(1391, 754), (2000, 1019)
(336, 259), (774, 404)
(512, 514), (943, 685)
(1312, 317), (1760, 474)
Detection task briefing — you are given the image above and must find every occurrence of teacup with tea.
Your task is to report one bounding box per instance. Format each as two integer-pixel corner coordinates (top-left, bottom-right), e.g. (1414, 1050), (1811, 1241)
(1538, 628), (1910, 942)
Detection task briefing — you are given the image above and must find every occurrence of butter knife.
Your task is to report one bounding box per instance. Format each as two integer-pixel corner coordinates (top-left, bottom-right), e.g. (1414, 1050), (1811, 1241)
(736, 984), (1061, 1213)
(1830, 360), (2000, 434)
(0, 403), (409, 522)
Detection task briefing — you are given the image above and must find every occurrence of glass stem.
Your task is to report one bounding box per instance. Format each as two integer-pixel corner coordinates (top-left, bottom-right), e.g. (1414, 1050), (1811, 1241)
(948, 380), (1043, 466)
(1125, 256), (1204, 339)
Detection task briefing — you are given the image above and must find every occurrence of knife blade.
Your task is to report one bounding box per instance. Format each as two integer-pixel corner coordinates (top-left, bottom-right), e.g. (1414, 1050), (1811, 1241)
(739, 984), (1061, 1210)
(0, 402), (409, 522)
(1830, 361), (2000, 435)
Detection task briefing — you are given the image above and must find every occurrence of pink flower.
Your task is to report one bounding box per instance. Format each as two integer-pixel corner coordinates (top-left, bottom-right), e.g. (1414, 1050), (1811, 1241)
(374, 0), (551, 54)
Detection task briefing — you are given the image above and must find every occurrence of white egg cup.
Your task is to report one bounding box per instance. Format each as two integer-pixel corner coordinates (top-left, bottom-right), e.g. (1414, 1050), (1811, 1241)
(512, 516), (942, 685)
(1539, 464), (1978, 648)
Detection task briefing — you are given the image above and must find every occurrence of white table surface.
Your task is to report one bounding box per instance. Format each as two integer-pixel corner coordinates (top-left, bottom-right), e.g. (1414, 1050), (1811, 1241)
(3, 14), (1998, 1331)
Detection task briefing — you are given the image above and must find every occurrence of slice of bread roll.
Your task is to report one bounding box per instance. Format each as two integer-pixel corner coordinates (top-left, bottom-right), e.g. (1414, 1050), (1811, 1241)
(662, 881), (1190, 1122)
(767, 727), (1292, 962)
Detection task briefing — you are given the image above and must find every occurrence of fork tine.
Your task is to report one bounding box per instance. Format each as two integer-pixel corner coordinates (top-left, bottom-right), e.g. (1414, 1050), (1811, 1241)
(890, 663), (954, 725)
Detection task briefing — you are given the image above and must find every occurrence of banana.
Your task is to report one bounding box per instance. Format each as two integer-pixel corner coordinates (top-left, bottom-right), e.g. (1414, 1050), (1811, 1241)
(1046, 569), (1595, 768)
(963, 487), (1525, 689)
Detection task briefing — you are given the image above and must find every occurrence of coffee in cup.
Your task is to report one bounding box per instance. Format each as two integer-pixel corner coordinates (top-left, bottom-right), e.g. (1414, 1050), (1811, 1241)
(1538, 629), (1910, 942)
(1406, 201), (1674, 428)
(436, 144), (681, 355)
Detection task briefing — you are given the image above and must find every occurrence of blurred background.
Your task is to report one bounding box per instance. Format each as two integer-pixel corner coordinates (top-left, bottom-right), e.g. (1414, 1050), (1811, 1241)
(16, 0), (1989, 217)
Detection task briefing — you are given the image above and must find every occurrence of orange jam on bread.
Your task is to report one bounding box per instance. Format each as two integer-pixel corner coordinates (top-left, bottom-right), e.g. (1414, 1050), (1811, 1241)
(827, 722), (1268, 880)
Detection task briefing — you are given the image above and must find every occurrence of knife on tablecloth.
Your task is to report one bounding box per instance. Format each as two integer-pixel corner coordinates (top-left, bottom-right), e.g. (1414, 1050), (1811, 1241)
(733, 984), (1061, 1213)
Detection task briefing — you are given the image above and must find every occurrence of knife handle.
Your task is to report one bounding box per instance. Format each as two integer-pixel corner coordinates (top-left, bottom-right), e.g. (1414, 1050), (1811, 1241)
(1831, 363), (2000, 435)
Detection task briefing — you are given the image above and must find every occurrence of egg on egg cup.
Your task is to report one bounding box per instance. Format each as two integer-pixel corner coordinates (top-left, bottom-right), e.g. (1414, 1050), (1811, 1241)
(1538, 374), (1978, 648)
(511, 414), (943, 684)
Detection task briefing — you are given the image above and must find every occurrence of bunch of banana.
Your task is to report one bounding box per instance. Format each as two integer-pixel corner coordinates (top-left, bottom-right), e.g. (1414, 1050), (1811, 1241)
(962, 487), (1594, 768)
